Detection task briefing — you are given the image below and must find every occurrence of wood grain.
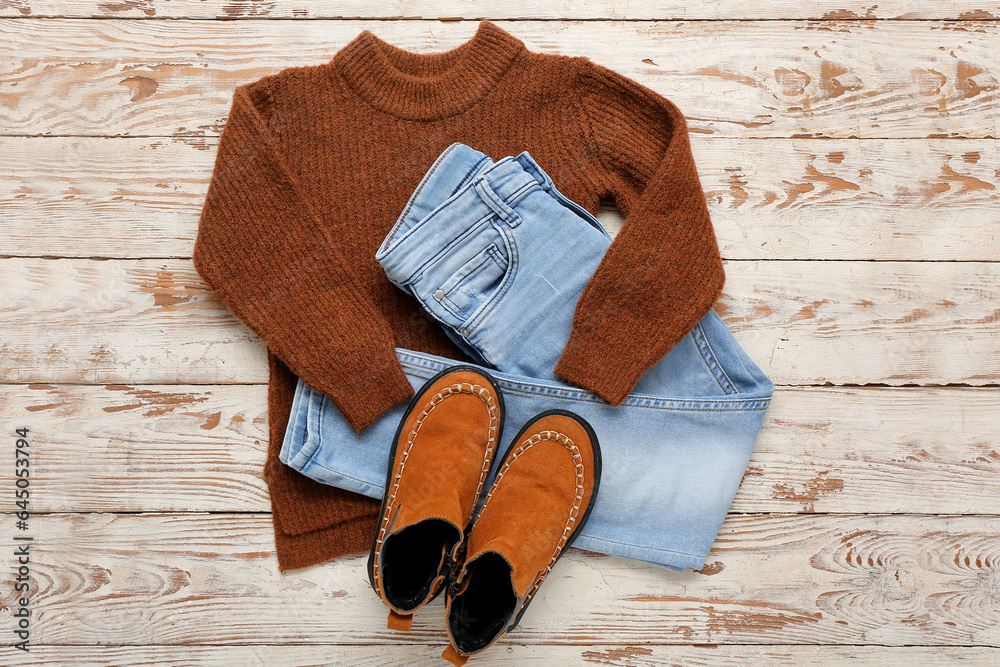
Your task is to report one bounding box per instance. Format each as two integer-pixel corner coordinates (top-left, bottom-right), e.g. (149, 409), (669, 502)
(3, 257), (998, 385)
(2, 384), (998, 514)
(2, 20), (997, 138)
(4, 136), (999, 261)
(1, 644), (999, 666)
(4, 1), (1000, 20)
(2, 8), (999, 659)
(1, 513), (997, 645)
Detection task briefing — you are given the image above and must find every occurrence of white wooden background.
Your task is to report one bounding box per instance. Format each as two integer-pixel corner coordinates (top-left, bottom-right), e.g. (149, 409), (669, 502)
(2, 3), (1000, 665)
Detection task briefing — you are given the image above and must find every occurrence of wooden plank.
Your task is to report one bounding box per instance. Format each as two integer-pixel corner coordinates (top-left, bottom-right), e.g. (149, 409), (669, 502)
(1, 20), (998, 138)
(1, 8), (995, 665)
(0, 383), (270, 513)
(4, 1), (1000, 21)
(3, 258), (998, 385)
(736, 387), (1000, 513)
(4, 136), (999, 261)
(717, 260), (1000, 386)
(2, 384), (998, 515)
(1, 644), (999, 666)
(2, 513), (998, 645)
(1, 137), (211, 259)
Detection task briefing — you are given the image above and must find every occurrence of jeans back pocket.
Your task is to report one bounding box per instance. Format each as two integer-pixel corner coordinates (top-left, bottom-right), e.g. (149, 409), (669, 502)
(437, 243), (509, 322)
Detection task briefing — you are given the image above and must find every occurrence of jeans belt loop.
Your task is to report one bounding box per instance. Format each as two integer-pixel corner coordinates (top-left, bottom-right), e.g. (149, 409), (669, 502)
(473, 175), (522, 228)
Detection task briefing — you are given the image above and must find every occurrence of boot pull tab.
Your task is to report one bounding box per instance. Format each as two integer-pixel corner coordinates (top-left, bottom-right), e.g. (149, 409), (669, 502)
(386, 610), (413, 632)
(442, 644), (470, 665)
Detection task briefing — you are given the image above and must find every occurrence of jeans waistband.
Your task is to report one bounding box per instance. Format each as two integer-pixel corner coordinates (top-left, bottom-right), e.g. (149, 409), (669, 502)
(375, 142), (553, 288)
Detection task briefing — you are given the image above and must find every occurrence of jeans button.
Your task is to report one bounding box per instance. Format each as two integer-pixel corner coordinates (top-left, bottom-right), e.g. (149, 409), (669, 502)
(433, 289), (445, 300)
(460, 327), (469, 336)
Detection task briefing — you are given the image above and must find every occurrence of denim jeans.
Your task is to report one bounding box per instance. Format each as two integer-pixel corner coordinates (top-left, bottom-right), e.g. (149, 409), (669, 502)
(279, 143), (774, 572)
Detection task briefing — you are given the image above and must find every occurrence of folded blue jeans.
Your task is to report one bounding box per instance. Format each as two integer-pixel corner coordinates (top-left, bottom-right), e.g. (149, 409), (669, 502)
(279, 143), (775, 572)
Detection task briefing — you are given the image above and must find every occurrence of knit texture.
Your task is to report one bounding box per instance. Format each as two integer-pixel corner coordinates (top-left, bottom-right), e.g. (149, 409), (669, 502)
(192, 20), (725, 571)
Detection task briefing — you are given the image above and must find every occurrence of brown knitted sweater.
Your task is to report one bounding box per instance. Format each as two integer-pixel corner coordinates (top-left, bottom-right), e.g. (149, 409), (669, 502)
(193, 20), (725, 571)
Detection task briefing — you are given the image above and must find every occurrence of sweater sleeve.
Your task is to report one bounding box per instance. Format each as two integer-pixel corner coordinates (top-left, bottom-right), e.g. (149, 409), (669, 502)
(192, 76), (414, 433)
(553, 58), (726, 405)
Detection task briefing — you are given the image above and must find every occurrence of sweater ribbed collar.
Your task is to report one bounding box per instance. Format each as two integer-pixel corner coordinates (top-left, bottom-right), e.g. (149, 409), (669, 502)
(331, 20), (526, 121)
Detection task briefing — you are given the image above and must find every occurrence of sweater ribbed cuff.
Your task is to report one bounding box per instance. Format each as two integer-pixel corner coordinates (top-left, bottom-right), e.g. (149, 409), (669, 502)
(553, 332), (643, 407)
(330, 357), (416, 433)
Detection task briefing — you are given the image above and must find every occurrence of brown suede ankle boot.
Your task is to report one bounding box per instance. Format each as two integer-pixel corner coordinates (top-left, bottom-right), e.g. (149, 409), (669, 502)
(367, 365), (504, 632)
(440, 409), (601, 665)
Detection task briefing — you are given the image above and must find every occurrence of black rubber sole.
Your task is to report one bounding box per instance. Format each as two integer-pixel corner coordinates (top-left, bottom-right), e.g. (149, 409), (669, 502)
(366, 363), (507, 608)
(467, 408), (603, 636)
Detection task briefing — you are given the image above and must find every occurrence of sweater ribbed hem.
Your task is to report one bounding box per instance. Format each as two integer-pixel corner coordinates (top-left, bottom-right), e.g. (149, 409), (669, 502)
(266, 459), (382, 536)
(274, 511), (379, 572)
(264, 348), (383, 557)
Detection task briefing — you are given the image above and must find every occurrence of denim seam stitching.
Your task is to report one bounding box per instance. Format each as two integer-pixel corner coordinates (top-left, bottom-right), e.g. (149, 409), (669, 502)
(692, 322), (738, 395)
(440, 251), (509, 321)
(382, 180), (497, 270)
(578, 534), (706, 560)
(292, 384), (320, 467)
(299, 395), (330, 470)
(439, 250), (493, 312)
(486, 244), (505, 266)
(440, 242), (506, 296)
(500, 180), (540, 209)
(437, 292), (467, 321)
(396, 350), (771, 411)
(280, 378), (308, 466)
(549, 183), (612, 239)
(447, 156), (493, 200)
(474, 176), (521, 227)
(463, 220), (519, 335)
(386, 180), (531, 288)
(300, 457), (382, 491)
(386, 143), (459, 247)
(405, 211), (497, 286)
